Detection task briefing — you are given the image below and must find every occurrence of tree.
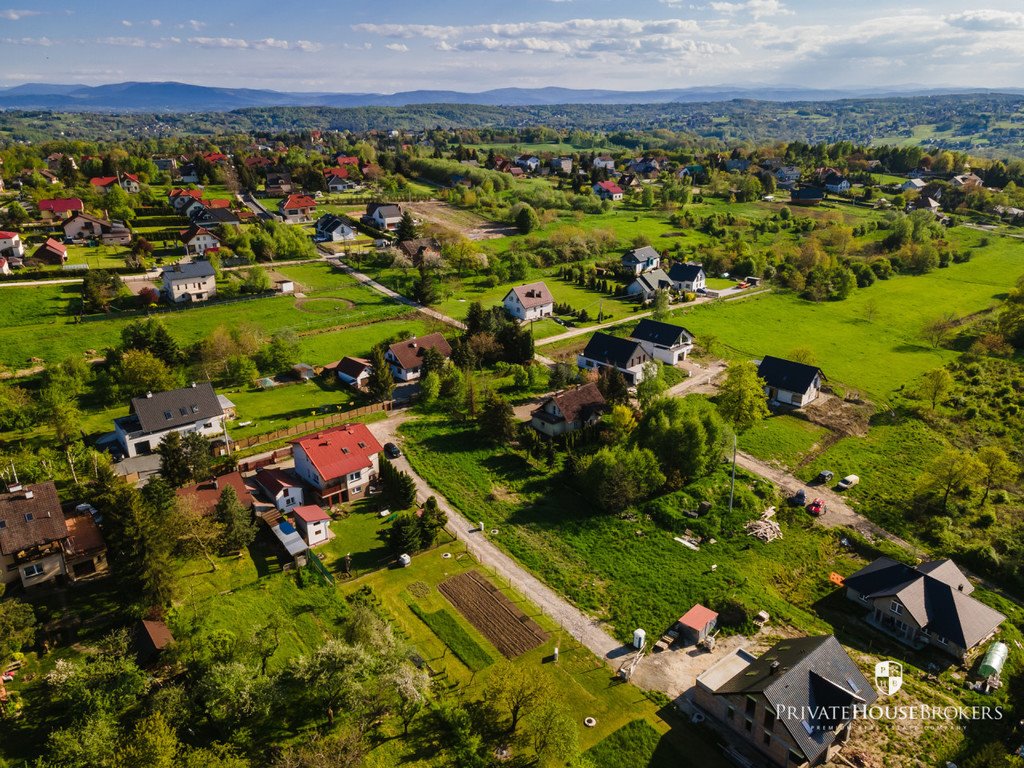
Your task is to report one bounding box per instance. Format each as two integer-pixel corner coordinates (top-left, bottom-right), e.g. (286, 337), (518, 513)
(223, 354), (259, 387)
(581, 445), (665, 513)
(239, 266), (271, 294)
(413, 264), (441, 305)
(0, 592), (36, 666)
(392, 663), (431, 736)
(478, 392), (517, 445)
(366, 345), (395, 402)
(3, 201), (28, 227)
(158, 431), (212, 487)
(527, 699), (580, 764)
(215, 486), (256, 554)
(636, 397), (728, 486)
(388, 512), (423, 554)
(82, 270), (126, 313)
(922, 314), (956, 348)
(641, 185), (656, 208)
(483, 661), (553, 733)
(257, 331), (299, 375)
(513, 202), (540, 234)
(419, 370), (440, 406)
(396, 210), (419, 241)
(651, 289), (670, 320)
(635, 361), (667, 408)
(606, 403), (637, 444)
(174, 495), (222, 572)
(380, 457), (417, 509)
(717, 361), (770, 432)
(976, 445), (1017, 506)
(787, 347), (816, 366)
(924, 449), (982, 513)
(121, 318), (182, 367)
(120, 712), (180, 768)
(114, 348), (179, 401)
(418, 495), (447, 545)
(919, 367), (953, 410)
(596, 366), (630, 405)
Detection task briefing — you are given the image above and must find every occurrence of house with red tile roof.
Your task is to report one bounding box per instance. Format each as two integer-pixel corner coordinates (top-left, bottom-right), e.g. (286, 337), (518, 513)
(90, 173), (140, 194)
(175, 472), (256, 517)
(0, 231), (25, 261)
(202, 152), (229, 164)
(179, 224), (220, 256)
(291, 423), (383, 504)
(278, 193), (317, 223)
(38, 197), (84, 220)
(168, 188), (204, 210)
(33, 238), (68, 265)
(593, 180), (624, 201)
(385, 332), (452, 381)
(335, 155), (360, 167)
(254, 468), (305, 512)
(292, 505), (332, 546)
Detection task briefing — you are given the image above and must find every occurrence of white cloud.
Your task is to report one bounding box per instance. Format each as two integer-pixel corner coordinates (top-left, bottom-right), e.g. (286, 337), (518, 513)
(385, 42), (409, 52)
(96, 36), (148, 48)
(0, 9), (39, 21)
(354, 18), (701, 40)
(294, 40), (323, 52)
(943, 9), (1024, 31)
(0, 35), (52, 46)
(186, 36), (322, 52)
(709, 0), (792, 19)
(188, 19), (205, 30)
(150, 20), (161, 27)
(121, 19), (132, 27)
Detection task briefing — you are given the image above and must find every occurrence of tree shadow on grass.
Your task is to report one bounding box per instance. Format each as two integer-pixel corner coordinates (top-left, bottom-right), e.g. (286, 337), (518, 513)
(248, 528), (287, 578)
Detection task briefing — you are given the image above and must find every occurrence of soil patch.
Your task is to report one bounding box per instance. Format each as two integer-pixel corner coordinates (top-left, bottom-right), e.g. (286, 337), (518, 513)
(438, 570), (548, 657)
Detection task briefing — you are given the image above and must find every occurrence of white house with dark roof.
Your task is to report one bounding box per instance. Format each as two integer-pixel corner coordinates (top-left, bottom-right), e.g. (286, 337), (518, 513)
(629, 319), (694, 364)
(577, 332), (651, 385)
(621, 245), (661, 275)
(113, 382), (227, 458)
(668, 262), (706, 292)
(162, 260), (217, 303)
(503, 281), (554, 321)
(625, 268), (672, 300)
(365, 203), (402, 231)
(530, 382), (605, 437)
(757, 355), (824, 407)
(385, 332), (452, 381)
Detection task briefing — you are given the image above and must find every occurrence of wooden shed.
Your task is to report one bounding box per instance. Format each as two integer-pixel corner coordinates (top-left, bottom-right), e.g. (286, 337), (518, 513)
(677, 603), (718, 645)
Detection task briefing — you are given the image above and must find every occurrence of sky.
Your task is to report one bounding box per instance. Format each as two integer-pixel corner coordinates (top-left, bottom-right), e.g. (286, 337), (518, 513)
(2, 1), (1024, 92)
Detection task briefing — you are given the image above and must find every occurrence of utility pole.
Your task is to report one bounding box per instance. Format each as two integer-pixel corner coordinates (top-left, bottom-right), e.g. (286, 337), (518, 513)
(728, 433), (737, 515)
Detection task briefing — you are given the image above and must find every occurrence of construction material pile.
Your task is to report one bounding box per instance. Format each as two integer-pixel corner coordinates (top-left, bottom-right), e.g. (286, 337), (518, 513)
(745, 518), (782, 543)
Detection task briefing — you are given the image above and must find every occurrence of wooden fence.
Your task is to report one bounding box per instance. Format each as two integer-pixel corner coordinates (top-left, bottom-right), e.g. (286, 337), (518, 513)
(232, 400), (394, 452)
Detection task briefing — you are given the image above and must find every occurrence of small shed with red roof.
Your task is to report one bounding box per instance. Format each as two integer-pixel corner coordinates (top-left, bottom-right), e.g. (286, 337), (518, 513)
(677, 603), (718, 644)
(292, 505), (332, 547)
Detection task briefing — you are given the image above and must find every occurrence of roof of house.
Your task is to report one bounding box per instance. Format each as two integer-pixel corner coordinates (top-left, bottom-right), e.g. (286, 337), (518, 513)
(679, 603), (718, 631)
(293, 505), (331, 523)
(130, 382), (223, 434)
(844, 557), (1005, 649)
(139, 619), (174, 652)
(757, 355), (824, 394)
(506, 281), (554, 309)
(163, 260), (216, 283)
(254, 467), (302, 497)
(631, 268), (672, 294)
(622, 245), (660, 266)
(536, 382), (606, 424)
(667, 262), (705, 283)
(0, 230), (19, 239)
(367, 202), (402, 219)
(714, 636), (874, 765)
(581, 332), (647, 369)
(316, 213), (352, 233)
(38, 197), (83, 213)
(36, 238), (67, 257)
(64, 512), (106, 555)
(387, 332), (452, 371)
(179, 224), (218, 243)
(791, 186), (826, 200)
(169, 188), (204, 200)
(0, 482), (67, 556)
(175, 471), (256, 515)
(630, 318), (693, 348)
(293, 423), (383, 482)
(63, 210), (113, 229)
(280, 194), (316, 210)
(595, 180), (623, 195)
(323, 166), (349, 179)
(89, 176), (120, 187)
(397, 237), (441, 259)
(336, 356), (372, 379)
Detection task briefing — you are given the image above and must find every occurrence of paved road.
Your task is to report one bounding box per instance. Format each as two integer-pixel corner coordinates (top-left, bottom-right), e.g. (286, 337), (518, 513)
(366, 412), (623, 662)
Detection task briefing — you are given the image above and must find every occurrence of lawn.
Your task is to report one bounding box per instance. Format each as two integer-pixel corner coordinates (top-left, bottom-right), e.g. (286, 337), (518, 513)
(738, 414), (831, 467)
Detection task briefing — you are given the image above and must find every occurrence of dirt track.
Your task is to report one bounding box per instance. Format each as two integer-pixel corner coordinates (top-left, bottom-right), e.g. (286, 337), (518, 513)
(404, 201), (519, 240)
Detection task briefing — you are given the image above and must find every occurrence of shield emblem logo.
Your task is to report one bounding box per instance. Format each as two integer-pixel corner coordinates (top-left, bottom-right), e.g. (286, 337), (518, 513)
(874, 660), (903, 695)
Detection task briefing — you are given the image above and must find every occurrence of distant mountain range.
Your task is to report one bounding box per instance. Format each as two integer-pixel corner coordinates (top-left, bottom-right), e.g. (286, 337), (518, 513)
(0, 81), (1021, 113)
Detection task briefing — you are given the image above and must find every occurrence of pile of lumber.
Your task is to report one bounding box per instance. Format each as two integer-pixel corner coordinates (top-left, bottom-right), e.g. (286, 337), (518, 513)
(745, 518), (782, 543)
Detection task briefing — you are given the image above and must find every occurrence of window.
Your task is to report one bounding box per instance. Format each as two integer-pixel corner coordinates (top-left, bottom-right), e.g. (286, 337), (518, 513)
(179, 407), (188, 416)
(726, 705), (735, 721)
(24, 513), (33, 522)
(890, 601), (902, 615)
(0, 520), (6, 529)
(745, 696), (756, 716)
(764, 709), (776, 729)
(763, 731), (772, 747)
(164, 411), (173, 420)
(341, 447), (350, 455)
(936, 636), (947, 645)
(23, 563), (44, 578)
(859, 592), (869, 603)
(351, 486), (362, 495)
(744, 718), (753, 732)
(192, 405), (200, 413)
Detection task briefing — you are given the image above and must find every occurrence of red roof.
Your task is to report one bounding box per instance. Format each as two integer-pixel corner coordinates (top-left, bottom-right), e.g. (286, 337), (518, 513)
(0, 231), (19, 239)
(293, 505), (331, 523)
(40, 237), (67, 256)
(597, 180), (623, 195)
(123, 173), (139, 183)
(203, 152), (228, 163)
(293, 423), (382, 482)
(89, 176), (119, 187)
(38, 197), (83, 213)
(175, 472), (256, 515)
(335, 155), (359, 166)
(323, 166), (349, 179)
(281, 194), (316, 210)
(678, 603), (718, 631)
(254, 467), (301, 496)
(169, 188), (203, 200)
(205, 198), (231, 208)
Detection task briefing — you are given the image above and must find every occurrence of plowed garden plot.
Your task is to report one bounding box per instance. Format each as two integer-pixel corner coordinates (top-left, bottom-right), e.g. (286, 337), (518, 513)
(438, 570), (548, 658)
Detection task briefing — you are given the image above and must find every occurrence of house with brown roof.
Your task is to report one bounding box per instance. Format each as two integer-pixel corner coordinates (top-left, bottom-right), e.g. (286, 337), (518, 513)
(291, 423), (383, 504)
(503, 281), (554, 321)
(33, 238), (68, 265)
(134, 619), (174, 665)
(265, 172), (293, 197)
(0, 481), (108, 587)
(530, 383), (606, 437)
(278, 193), (317, 223)
(397, 237), (442, 266)
(62, 211), (131, 245)
(331, 356), (373, 390)
(254, 468), (305, 512)
(385, 332), (452, 381)
(179, 224), (220, 256)
(176, 472), (256, 517)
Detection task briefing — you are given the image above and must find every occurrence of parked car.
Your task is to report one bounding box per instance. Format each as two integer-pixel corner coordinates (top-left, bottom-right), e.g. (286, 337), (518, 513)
(838, 474), (860, 490)
(384, 442), (402, 459)
(815, 470), (835, 484)
(806, 498), (827, 516)
(790, 488), (806, 506)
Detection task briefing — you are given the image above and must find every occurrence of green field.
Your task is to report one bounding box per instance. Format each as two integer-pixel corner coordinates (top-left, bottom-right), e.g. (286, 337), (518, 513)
(738, 414), (831, 467)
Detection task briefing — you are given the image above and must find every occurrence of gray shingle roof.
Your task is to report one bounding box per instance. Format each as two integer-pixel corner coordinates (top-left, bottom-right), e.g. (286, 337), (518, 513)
(130, 382), (223, 434)
(631, 268), (672, 294)
(668, 262), (705, 283)
(630, 318), (693, 347)
(757, 355), (823, 394)
(581, 332), (648, 370)
(622, 245), (660, 266)
(163, 260), (215, 282)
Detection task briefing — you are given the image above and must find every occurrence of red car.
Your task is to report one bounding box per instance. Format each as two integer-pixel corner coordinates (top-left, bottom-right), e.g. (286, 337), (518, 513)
(806, 498), (827, 516)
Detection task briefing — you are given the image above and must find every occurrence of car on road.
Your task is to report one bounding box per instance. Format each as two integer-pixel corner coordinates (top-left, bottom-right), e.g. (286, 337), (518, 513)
(806, 498), (827, 516)
(838, 474), (860, 490)
(384, 442), (402, 459)
(790, 488), (806, 506)
(815, 470), (835, 485)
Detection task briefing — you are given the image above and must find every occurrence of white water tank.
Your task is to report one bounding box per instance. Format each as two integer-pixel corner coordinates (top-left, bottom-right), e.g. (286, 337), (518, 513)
(633, 628), (646, 649)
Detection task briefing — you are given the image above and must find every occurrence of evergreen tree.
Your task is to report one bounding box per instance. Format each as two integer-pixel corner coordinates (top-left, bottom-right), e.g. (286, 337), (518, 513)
(367, 345), (395, 402)
(215, 486), (256, 554)
(597, 366), (630, 405)
(388, 512), (423, 554)
(418, 496), (447, 546)
(396, 210), (418, 241)
(478, 392), (517, 445)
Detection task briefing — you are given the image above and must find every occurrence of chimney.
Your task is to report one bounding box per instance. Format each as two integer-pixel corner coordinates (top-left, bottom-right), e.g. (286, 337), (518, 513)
(213, 479), (218, 490)
(24, 490), (34, 500)
(769, 660), (781, 674)
(958, 584), (964, 592)
(191, 381), (197, 388)
(146, 391), (153, 398)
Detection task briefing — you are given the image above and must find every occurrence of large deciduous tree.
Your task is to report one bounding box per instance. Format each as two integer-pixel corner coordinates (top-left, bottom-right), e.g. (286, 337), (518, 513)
(716, 361), (769, 432)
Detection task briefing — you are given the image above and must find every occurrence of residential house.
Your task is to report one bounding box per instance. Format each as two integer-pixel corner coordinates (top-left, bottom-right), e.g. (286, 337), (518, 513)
(843, 557), (1005, 659)
(265, 172), (293, 196)
(0, 231), (25, 261)
(625, 268), (672, 300)
(515, 155), (540, 173)
(168, 188), (204, 211)
(577, 332), (651, 385)
(38, 169), (60, 186)
(176, 472), (256, 517)
(951, 173), (983, 189)
(901, 178), (926, 192)
(334, 154), (360, 168)
(757, 355), (824, 407)
(46, 152), (77, 172)
(724, 158), (751, 173)
(0, 256), (10, 275)
(621, 245), (661, 275)
(33, 238), (68, 265)
(292, 505), (332, 547)
(593, 180), (623, 201)
(629, 319), (694, 365)
(529, 382), (605, 438)
(194, 206), (241, 227)
(0, 481), (108, 588)
(179, 164), (200, 184)
(38, 197), (83, 220)
(62, 211), (131, 245)
(502, 281), (554, 321)
(89, 174), (140, 194)
(822, 171), (850, 194)
(202, 152), (229, 164)
(179, 224), (220, 256)
(333, 356), (373, 390)
(323, 166), (351, 190)
(593, 155), (616, 171)
(255, 468), (305, 513)
(291, 423), (383, 504)
(627, 157), (662, 177)
(775, 166), (802, 188)
(243, 156), (273, 170)
(114, 382), (227, 458)
(550, 157), (573, 175)
(790, 187), (825, 206)
(695, 635), (875, 768)
(365, 203), (402, 231)
(617, 173), (640, 188)
(278, 194), (317, 223)
(134, 619), (174, 665)
(386, 332), (452, 381)
(153, 157), (178, 172)
(667, 262), (706, 292)
(397, 237), (442, 266)
(162, 260), (217, 303)
(314, 214), (357, 242)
